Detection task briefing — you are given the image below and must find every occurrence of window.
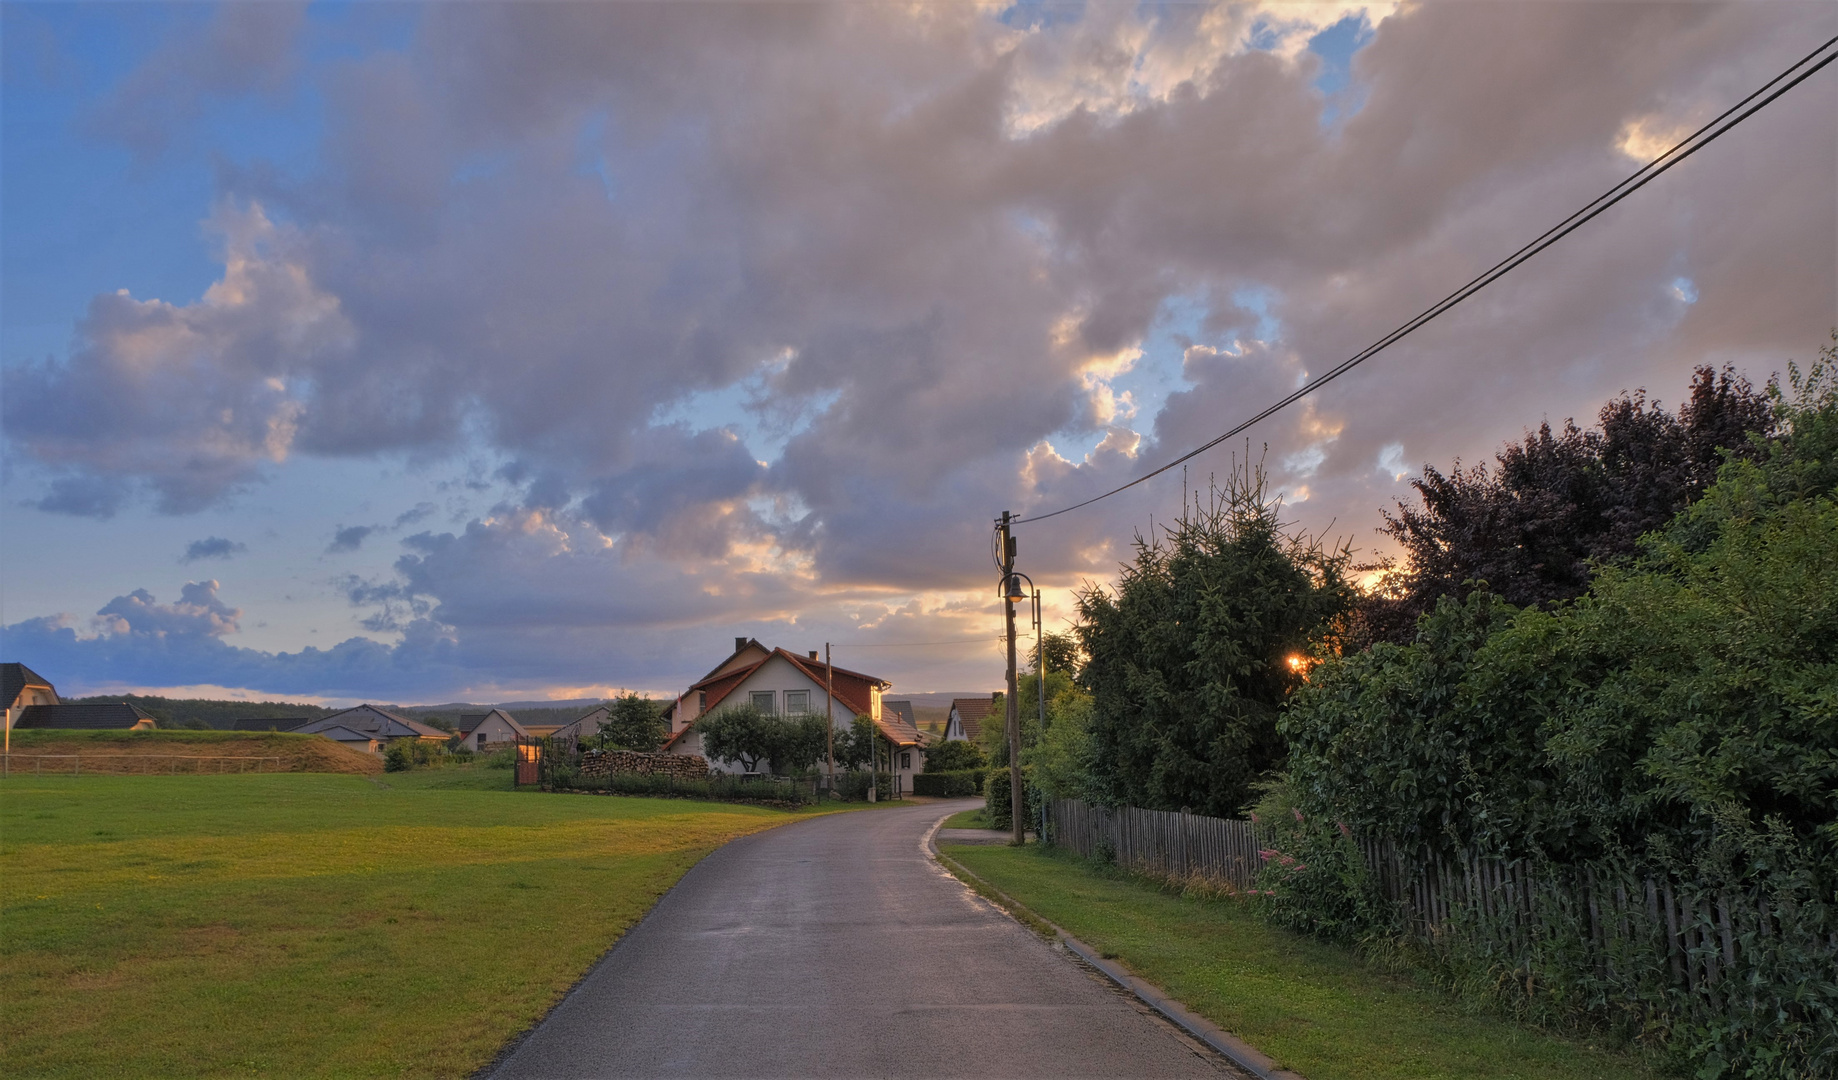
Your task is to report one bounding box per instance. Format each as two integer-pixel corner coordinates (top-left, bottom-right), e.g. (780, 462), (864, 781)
(697, 690), (706, 711)
(477, 732), (487, 746)
(900, 752), (912, 771)
(751, 691), (776, 713)
(785, 691), (810, 714)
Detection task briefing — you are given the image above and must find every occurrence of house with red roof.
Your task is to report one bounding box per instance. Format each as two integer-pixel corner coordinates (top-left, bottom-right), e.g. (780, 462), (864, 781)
(662, 638), (927, 792)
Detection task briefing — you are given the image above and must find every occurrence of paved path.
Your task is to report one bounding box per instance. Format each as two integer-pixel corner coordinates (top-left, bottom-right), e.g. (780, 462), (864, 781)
(488, 798), (1236, 1078)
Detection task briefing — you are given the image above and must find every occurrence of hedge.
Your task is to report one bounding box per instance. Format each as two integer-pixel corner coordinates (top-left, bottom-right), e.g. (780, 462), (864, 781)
(912, 769), (986, 797)
(985, 766), (1034, 831)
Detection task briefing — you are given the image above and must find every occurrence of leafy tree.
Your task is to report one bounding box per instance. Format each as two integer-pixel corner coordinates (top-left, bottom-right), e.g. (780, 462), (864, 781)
(1354, 366), (1776, 646)
(923, 737), (986, 773)
(770, 714), (833, 775)
(697, 704), (778, 773)
(1075, 463), (1353, 817)
(601, 693), (666, 751)
(1030, 631), (1084, 679)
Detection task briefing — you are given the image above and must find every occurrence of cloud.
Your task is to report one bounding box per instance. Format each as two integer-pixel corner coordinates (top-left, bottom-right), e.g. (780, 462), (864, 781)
(182, 537), (245, 563)
(327, 525), (376, 554)
(4, 2), (1833, 697)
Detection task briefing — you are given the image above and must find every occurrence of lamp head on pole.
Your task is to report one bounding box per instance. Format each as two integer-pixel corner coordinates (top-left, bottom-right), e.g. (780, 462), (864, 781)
(1001, 574), (1028, 604)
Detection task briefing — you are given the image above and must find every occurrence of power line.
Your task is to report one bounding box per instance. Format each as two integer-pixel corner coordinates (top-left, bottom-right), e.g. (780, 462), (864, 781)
(1013, 34), (1838, 526)
(831, 636), (1005, 648)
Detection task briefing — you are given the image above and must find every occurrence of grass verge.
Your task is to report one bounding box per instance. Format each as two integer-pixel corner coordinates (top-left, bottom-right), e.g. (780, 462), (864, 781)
(1, 769), (852, 1078)
(4, 729), (381, 775)
(941, 808), (990, 828)
(941, 842), (1664, 1080)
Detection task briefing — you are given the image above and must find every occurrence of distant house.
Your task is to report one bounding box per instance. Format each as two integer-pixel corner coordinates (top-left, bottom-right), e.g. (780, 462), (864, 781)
(661, 637), (925, 791)
(944, 696), (995, 742)
(454, 708), (528, 752)
(314, 725), (383, 755)
(3, 662), (60, 734)
(292, 705), (446, 754)
(550, 705), (612, 752)
(14, 702), (158, 731)
(4, 663), (157, 732)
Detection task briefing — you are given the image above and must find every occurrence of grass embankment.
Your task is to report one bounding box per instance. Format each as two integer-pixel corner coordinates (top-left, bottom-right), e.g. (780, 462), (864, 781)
(942, 808), (989, 828)
(1, 768), (846, 1078)
(942, 843), (1662, 1080)
(4, 729), (381, 775)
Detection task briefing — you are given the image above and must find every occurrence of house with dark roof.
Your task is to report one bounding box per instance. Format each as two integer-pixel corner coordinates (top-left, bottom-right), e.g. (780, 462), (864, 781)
(4, 662), (59, 734)
(292, 704), (447, 754)
(662, 638), (925, 791)
(4, 663), (158, 734)
(453, 708), (528, 752)
(549, 704), (613, 753)
(944, 696), (995, 742)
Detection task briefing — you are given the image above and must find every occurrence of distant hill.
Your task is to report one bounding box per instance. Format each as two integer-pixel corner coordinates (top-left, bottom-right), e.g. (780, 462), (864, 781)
(63, 695), (335, 730)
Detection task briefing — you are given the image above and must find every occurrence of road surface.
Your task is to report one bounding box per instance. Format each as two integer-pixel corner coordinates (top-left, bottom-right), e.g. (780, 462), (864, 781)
(488, 798), (1239, 1078)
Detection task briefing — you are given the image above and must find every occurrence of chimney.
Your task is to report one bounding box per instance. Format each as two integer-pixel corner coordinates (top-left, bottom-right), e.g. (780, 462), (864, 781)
(809, 650), (818, 660)
(735, 637), (748, 653)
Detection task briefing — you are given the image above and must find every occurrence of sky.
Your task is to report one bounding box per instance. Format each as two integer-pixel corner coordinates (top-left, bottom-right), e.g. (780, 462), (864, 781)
(3, 1), (1834, 706)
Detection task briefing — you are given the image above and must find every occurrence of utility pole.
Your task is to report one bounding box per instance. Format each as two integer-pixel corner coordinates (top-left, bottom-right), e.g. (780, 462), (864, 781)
(1000, 510), (1023, 844)
(825, 643), (835, 795)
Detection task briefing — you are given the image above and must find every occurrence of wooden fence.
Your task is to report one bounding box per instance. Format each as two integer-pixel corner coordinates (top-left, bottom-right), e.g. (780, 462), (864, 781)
(1356, 837), (1838, 1012)
(1046, 798), (1836, 1028)
(1, 754), (285, 777)
(1045, 798), (1274, 893)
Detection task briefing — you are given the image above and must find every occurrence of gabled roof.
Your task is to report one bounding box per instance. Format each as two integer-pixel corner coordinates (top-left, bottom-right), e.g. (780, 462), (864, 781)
(295, 704), (446, 740)
(454, 708), (527, 739)
(3, 662), (57, 711)
(15, 702), (156, 730)
(315, 724), (380, 744)
(950, 696), (995, 740)
(551, 705), (611, 740)
(662, 645), (890, 751)
(872, 712), (925, 749)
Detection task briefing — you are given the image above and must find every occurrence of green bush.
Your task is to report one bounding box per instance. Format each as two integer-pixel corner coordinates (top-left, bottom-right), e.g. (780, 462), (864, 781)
(482, 747), (515, 770)
(913, 769), (985, 797)
(383, 740), (415, 773)
(923, 739), (985, 773)
(985, 767), (1034, 831)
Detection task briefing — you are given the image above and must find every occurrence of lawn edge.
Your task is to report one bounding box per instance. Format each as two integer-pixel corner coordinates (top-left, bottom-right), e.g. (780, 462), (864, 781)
(926, 825), (1305, 1080)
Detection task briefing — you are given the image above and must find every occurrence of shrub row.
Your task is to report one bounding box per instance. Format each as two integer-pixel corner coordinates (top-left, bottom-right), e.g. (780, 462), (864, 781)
(985, 766), (1034, 831)
(559, 769), (816, 805)
(912, 768), (986, 798)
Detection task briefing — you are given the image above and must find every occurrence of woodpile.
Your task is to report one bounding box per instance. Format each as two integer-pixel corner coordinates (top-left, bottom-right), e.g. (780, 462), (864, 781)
(579, 749), (709, 780)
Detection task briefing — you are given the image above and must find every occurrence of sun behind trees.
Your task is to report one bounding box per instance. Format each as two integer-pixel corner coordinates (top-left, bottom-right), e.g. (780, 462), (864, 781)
(1072, 460), (1354, 818)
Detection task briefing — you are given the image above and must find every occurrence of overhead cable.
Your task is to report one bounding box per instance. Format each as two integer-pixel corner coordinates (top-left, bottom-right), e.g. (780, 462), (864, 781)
(1012, 34), (1838, 525)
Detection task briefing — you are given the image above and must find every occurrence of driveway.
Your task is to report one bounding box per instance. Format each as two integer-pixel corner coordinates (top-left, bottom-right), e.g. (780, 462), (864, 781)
(487, 798), (1238, 1078)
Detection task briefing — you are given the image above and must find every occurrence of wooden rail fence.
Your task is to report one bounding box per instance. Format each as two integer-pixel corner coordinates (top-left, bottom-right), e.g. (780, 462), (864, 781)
(1, 754), (285, 777)
(1046, 798), (1274, 893)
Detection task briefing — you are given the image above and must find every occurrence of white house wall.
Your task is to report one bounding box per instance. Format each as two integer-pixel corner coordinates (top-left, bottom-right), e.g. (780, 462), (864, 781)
(684, 655), (870, 775)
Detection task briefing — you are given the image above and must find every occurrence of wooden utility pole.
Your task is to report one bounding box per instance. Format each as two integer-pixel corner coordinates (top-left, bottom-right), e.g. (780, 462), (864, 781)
(825, 643), (835, 794)
(1001, 510), (1023, 844)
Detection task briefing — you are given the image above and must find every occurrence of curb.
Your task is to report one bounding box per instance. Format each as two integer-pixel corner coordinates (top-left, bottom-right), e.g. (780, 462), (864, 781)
(927, 818), (1306, 1080)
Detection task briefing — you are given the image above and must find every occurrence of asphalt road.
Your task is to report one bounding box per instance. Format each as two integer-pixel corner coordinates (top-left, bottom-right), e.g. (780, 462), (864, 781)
(487, 798), (1237, 1079)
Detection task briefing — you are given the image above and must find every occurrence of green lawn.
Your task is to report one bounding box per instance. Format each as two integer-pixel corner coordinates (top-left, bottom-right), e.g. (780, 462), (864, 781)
(942, 843), (1664, 1080)
(942, 808), (990, 828)
(1, 769), (845, 1078)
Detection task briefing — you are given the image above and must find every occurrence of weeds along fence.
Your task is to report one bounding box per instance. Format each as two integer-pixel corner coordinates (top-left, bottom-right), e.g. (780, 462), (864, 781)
(1, 754), (285, 777)
(1045, 798), (1274, 893)
(1353, 837), (1838, 1056)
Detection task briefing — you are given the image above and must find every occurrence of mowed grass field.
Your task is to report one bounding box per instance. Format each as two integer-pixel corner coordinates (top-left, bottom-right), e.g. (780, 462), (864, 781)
(2, 768), (839, 1078)
(943, 843), (1663, 1080)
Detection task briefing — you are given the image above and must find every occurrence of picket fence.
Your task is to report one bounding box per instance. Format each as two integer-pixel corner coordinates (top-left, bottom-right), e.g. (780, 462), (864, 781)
(1045, 798), (1273, 892)
(1046, 797), (1837, 1038)
(1356, 837), (1838, 1014)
